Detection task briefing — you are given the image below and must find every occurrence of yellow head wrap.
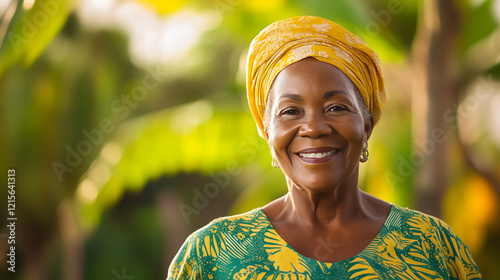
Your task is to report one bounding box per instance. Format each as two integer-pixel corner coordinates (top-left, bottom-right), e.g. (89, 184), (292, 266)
(246, 16), (386, 138)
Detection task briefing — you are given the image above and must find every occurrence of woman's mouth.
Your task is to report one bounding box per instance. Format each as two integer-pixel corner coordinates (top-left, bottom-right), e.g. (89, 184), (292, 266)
(298, 151), (336, 158)
(296, 148), (339, 163)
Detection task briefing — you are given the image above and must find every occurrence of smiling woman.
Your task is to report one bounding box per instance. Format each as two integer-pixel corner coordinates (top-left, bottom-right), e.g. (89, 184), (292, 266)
(166, 16), (482, 279)
(265, 58), (370, 196)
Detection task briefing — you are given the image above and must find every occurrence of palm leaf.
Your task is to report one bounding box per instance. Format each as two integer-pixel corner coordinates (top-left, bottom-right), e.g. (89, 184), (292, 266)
(0, 0), (75, 76)
(74, 99), (270, 232)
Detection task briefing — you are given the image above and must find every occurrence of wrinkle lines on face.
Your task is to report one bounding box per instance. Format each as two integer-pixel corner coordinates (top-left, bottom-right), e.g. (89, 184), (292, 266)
(265, 58), (371, 197)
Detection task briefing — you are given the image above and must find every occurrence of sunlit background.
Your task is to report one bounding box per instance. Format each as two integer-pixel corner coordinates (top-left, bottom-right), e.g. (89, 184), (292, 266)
(1, 0), (499, 279)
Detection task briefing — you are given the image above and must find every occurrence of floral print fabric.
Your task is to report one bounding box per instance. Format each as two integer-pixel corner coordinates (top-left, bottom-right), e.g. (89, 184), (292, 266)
(167, 205), (482, 279)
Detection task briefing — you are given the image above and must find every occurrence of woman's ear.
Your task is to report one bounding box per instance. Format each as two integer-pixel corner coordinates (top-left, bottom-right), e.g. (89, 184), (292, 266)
(364, 114), (374, 142)
(264, 126), (274, 151)
(264, 125), (270, 142)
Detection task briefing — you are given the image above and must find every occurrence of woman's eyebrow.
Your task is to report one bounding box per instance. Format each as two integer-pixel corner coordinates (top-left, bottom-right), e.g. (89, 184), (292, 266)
(278, 93), (302, 101)
(278, 91), (349, 101)
(323, 90), (349, 99)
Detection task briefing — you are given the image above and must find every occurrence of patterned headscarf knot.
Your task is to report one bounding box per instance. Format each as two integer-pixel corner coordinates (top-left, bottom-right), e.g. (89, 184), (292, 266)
(246, 16), (386, 138)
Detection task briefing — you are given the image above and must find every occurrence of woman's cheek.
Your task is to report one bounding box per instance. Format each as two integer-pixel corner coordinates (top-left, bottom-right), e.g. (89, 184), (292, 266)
(336, 116), (365, 140)
(267, 121), (296, 158)
(270, 120), (295, 141)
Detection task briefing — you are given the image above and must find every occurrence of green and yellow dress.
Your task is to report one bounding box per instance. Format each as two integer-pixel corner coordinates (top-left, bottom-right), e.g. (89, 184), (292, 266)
(167, 205), (481, 279)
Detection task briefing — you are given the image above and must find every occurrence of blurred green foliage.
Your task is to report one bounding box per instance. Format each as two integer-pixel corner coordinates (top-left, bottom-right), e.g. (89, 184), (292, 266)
(1, 0), (499, 279)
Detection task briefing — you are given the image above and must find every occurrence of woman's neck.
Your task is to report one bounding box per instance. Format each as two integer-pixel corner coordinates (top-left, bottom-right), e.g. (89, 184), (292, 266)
(281, 176), (367, 228)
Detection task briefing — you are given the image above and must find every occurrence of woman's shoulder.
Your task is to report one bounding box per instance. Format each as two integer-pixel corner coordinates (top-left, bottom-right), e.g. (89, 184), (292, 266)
(169, 208), (270, 279)
(387, 204), (460, 243)
(167, 208), (270, 278)
(188, 207), (269, 240)
(384, 205), (482, 278)
(390, 204), (450, 226)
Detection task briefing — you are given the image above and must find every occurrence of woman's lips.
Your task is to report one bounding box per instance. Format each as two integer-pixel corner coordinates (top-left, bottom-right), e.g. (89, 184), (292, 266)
(298, 150), (336, 158)
(295, 148), (339, 163)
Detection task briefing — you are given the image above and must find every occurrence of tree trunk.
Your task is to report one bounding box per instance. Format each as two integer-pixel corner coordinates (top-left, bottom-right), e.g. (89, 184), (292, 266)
(22, 221), (49, 280)
(58, 201), (84, 280)
(411, 0), (461, 217)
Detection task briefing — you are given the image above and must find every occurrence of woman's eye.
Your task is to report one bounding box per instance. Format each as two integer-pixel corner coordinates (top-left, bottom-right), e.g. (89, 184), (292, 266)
(327, 105), (347, 112)
(280, 108), (300, 115)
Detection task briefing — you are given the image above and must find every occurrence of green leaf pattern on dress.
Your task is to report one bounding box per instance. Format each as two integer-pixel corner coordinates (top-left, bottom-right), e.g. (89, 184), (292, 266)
(167, 205), (482, 279)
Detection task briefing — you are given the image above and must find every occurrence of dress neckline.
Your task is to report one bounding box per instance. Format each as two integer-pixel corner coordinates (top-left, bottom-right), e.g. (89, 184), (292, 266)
(255, 204), (396, 265)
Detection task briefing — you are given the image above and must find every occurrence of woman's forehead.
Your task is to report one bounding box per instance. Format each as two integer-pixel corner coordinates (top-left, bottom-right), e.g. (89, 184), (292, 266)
(272, 58), (357, 98)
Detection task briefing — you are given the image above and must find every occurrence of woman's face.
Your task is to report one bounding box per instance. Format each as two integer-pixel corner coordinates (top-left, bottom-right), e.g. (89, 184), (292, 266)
(265, 58), (372, 192)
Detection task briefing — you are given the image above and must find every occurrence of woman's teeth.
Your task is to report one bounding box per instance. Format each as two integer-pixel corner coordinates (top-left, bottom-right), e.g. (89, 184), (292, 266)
(299, 150), (335, 158)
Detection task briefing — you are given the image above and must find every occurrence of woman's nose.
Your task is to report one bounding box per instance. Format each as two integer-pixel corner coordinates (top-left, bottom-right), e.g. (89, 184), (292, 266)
(297, 113), (333, 138)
